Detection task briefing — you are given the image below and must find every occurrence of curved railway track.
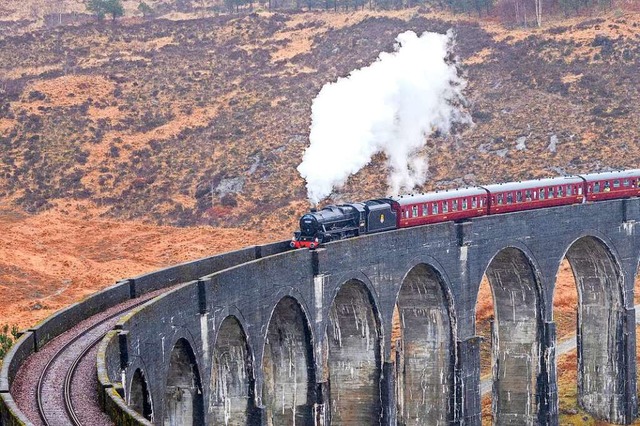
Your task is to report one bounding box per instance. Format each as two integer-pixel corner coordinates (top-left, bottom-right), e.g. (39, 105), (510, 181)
(11, 288), (170, 426)
(35, 303), (144, 426)
(62, 332), (103, 426)
(63, 337), (94, 425)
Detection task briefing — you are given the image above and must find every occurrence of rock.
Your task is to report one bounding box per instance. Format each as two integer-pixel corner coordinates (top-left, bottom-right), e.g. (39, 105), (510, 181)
(216, 177), (244, 196)
(248, 156), (261, 175)
(495, 148), (508, 158)
(548, 134), (559, 152)
(548, 166), (566, 175)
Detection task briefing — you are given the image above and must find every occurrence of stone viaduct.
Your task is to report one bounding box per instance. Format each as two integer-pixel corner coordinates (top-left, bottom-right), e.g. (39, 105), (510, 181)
(4, 198), (640, 426)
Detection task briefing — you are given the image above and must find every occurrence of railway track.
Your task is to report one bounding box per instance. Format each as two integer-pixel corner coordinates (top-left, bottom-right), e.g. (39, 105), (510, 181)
(62, 334), (99, 426)
(36, 304), (144, 426)
(11, 289), (168, 426)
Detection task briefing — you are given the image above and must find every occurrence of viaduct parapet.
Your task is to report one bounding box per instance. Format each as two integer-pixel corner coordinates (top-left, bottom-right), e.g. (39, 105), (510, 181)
(4, 198), (640, 426)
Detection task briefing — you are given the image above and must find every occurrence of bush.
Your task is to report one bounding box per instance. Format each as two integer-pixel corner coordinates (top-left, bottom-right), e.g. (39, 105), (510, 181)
(0, 324), (19, 360)
(220, 193), (238, 207)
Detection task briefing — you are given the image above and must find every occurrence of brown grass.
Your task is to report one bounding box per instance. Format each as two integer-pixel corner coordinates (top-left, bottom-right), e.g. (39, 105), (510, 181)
(19, 75), (115, 110)
(0, 118), (16, 136)
(0, 208), (275, 329)
(463, 47), (494, 65)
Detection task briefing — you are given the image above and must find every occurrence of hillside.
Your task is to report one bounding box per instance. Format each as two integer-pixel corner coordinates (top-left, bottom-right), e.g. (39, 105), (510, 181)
(1, 8), (639, 233)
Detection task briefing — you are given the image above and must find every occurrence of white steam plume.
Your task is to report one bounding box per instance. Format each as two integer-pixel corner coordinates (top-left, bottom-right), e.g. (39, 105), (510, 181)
(297, 30), (470, 204)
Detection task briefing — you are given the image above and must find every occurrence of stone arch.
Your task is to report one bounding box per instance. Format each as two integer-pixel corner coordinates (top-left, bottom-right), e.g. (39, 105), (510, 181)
(481, 246), (543, 425)
(163, 338), (205, 426)
(129, 368), (153, 421)
(262, 296), (315, 425)
(560, 236), (626, 422)
(210, 316), (254, 425)
(327, 279), (383, 425)
(393, 263), (455, 425)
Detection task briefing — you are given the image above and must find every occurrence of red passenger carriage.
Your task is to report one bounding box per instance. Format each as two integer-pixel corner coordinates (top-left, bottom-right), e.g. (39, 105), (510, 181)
(581, 170), (640, 201)
(389, 187), (489, 228)
(481, 176), (585, 214)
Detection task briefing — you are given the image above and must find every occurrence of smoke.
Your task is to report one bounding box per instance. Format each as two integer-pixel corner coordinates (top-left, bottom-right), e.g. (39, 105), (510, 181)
(297, 29), (470, 204)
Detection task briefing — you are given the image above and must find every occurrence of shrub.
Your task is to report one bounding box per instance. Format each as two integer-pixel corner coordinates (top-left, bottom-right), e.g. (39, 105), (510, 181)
(220, 193), (238, 207)
(0, 324), (19, 360)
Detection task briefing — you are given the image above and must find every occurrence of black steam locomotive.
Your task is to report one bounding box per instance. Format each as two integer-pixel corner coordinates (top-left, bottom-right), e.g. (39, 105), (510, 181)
(291, 200), (397, 249)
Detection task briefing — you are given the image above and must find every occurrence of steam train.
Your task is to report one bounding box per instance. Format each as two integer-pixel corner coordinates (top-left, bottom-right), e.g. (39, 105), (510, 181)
(291, 170), (640, 249)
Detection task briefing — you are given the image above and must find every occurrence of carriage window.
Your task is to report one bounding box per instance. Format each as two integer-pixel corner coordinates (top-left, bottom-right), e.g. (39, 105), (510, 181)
(525, 190), (532, 201)
(432, 203), (438, 214)
(613, 179), (620, 188)
(567, 186), (572, 196)
(472, 197), (477, 208)
(578, 186), (583, 195)
(452, 200), (458, 211)
(594, 182), (600, 193)
(548, 187), (554, 198)
(412, 206), (418, 217)
(462, 199), (468, 210)
(604, 181), (611, 192)
(423, 204), (428, 216)
(442, 202), (448, 213)
(533, 190), (537, 199)
(404, 209), (409, 218)
(497, 194), (503, 205)
(516, 191), (523, 202)
(539, 189), (545, 199)
(558, 186), (563, 197)
(506, 193), (513, 204)
(623, 179), (630, 187)
(480, 197), (486, 207)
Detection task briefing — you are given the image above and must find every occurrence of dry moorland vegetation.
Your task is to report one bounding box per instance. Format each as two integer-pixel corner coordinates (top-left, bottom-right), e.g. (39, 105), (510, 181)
(2, 3), (640, 423)
(1, 7), (639, 233)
